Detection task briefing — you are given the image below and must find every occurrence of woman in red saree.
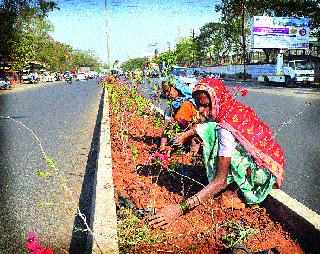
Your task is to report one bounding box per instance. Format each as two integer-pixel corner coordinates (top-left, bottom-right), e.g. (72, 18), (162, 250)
(150, 78), (285, 228)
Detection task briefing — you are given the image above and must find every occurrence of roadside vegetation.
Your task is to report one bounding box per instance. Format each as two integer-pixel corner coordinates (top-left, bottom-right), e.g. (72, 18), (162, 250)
(0, 0), (102, 72)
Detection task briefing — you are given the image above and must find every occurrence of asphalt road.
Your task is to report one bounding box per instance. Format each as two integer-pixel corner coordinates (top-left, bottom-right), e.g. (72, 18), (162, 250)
(0, 79), (102, 253)
(140, 78), (320, 214)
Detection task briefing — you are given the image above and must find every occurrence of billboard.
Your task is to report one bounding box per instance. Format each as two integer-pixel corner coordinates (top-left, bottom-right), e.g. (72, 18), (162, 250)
(251, 16), (311, 49)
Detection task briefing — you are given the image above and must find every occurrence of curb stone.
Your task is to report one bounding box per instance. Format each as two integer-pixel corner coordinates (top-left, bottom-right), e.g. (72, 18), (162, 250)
(263, 189), (320, 253)
(90, 88), (119, 254)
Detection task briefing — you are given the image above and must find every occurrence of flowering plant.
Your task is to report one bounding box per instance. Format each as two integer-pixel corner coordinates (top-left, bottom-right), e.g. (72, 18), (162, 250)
(100, 74), (120, 88)
(26, 231), (55, 254)
(152, 151), (170, 169)
(228, 84), (248, 98)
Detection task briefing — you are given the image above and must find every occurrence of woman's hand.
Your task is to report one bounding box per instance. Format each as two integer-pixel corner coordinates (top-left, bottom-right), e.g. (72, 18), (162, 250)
(175, 127), (197, 146)
(174, 132), (187, 146)
(148, 204), (182, 229)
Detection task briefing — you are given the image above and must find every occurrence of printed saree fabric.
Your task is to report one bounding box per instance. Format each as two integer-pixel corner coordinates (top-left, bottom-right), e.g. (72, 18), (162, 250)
(193, 78), (285, 187)
(171, 77), (195, 110)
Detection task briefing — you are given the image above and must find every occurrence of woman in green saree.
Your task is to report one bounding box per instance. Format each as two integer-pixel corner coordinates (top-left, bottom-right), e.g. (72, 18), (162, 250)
(150, 78), (285, 229)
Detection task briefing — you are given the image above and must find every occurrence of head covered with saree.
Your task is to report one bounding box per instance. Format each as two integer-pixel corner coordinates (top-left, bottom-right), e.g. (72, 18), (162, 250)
(193, 78), (285, 187)
(170, 76), (195, 109)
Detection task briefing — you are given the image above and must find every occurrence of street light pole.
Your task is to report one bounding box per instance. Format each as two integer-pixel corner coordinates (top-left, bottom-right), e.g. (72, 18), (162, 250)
(241, 0), (246, 76)
(105, 0), (111, 67)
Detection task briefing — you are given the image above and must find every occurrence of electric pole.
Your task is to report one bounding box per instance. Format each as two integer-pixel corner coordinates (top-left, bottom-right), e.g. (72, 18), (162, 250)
(105, 0), (111, 67)
(167, 41), (171, 51)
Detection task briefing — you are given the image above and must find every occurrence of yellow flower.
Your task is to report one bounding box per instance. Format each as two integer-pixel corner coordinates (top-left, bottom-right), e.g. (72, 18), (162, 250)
(265, 158), (271, 165)
(232, 116), (239, 122)
(247, 128), (254, 135)
(260, 141), (267, 147)
(272, 164), (277, 171)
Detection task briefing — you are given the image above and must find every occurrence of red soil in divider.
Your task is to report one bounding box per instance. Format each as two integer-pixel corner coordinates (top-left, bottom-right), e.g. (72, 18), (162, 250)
(109, 108), (304, 253)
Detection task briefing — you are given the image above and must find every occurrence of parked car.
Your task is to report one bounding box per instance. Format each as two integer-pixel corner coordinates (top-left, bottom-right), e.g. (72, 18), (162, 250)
(0, 77), (11, 90)
(21, 70), (31, 83)
(76, 72), (88, 81)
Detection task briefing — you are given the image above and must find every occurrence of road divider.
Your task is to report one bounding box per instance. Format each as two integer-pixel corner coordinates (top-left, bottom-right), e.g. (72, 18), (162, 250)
(263, 189), (320, 253)
(90, 89), (119, 253)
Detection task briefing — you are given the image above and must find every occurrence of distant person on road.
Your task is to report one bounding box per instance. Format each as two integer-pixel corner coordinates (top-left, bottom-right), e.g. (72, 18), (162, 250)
(150, 78), (285, 228)
(159, 77), (198, 153)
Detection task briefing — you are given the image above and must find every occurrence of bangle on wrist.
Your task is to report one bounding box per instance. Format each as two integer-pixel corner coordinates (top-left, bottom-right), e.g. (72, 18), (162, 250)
(194, 194), (202, 205)
(179, 199), (190, 214)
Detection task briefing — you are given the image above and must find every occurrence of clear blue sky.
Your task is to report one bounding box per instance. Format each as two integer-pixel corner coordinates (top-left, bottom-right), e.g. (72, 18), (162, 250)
(48, 0), (221, 65)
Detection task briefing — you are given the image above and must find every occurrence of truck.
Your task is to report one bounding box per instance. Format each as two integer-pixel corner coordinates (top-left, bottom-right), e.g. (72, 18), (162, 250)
(258, 54), (315, 86)
(78, 67), (92, 78)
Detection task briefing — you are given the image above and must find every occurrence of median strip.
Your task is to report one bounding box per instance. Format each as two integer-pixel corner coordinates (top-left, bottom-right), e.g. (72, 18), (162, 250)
(90, 89), (119, 253)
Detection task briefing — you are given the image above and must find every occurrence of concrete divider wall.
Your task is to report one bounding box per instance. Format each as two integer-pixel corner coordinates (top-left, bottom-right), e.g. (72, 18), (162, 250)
(90, 89), (119, 254)
(190, 64), (277, 78)
(264, 190), (320, 253)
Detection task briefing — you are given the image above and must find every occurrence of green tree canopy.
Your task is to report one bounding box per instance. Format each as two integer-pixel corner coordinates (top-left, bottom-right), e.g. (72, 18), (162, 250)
(0, 0), (59, 69)
(121, 57), (147, 71)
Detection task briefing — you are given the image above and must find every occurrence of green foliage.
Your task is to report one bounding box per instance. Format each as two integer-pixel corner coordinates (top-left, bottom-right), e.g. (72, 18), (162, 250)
(45, 156), (58, 168)
(37, 170), (54, 177)
(175, 37), (195, 66)
(163, 121), (182, 140)
(151, 111), (164, 127)
(0, 0), (58, 67)
(195, 21), (242, 64)
(117, 207), (164, 253)
(220, 221), (258, 249)
(121, 57), (147, 72)
(155, 50), (177, 66)
(168, 160), (180, 171)
(129, 144), (139, 159)
(0, 0), (103, 71)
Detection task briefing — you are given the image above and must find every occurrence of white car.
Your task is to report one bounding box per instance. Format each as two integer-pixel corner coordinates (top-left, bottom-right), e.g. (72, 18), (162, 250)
(76, 72), (88, 81)
(0, 77), (10, 89)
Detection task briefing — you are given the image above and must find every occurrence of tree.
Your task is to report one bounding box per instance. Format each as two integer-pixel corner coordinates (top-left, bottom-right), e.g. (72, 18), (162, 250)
(154, 51), (177, 71)
(0, 0), (58, 68)
(194, 21), (241, 65)
(174, 37), (194, 66)
(121, 57), (147, 72)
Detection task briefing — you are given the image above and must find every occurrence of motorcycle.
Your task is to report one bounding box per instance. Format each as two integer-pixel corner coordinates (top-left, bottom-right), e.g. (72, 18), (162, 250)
(65, 76), (72, 84)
